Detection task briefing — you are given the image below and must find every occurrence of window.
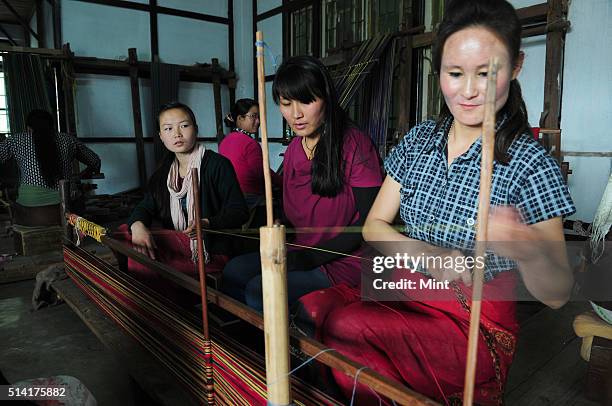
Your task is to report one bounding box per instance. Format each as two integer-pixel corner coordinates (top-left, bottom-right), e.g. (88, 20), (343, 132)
(323, 0), (368, 56)
(0, 56), (9, 135)
(371, 0), (401, 34)
(290, 6), (313, 56)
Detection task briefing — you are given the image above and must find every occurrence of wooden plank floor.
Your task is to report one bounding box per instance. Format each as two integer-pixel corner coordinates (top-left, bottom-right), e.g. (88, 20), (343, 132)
(506, 301), (600, 405)
(52, 277), (197, 406)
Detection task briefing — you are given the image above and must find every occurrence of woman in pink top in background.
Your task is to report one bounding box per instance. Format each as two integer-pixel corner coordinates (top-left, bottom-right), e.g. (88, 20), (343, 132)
(221, 56), (383, 312)
(219, 98), (282, 214)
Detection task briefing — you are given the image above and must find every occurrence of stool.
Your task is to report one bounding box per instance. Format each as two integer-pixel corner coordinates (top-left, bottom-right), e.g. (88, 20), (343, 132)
(574, 311), (612, 404)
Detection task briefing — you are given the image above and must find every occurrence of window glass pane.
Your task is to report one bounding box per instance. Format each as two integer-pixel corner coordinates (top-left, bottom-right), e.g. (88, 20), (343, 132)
(291, 6), (313, 56)
(0, 113), (9, 133)
(0, 97), (6, 109)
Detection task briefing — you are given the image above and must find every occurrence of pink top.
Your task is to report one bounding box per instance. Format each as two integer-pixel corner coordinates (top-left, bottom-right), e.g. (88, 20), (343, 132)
(283, 127), (383, 287)
(219, 130), (281, 196)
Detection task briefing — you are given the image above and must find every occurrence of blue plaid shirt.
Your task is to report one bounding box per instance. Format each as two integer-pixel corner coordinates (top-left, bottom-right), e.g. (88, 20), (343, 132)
(384, 119), (575, 280)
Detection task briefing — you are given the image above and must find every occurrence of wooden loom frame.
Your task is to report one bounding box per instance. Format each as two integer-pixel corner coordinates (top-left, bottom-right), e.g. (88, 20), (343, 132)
(59, 210), (438, 405)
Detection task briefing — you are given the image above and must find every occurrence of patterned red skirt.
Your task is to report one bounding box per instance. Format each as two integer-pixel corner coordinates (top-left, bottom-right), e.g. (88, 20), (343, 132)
(115, 224), (227, 305)
(297, 271), (519, 405)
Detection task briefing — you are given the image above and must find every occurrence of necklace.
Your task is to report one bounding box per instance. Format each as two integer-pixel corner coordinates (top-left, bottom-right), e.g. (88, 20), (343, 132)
(234, 127), (256, 138)
(302, 137), (317, 160)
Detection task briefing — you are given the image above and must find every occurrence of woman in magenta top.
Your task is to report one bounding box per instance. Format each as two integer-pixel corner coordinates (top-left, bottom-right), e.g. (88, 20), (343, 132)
(219, 98), (281, 210)
(222, 56), (383, 311)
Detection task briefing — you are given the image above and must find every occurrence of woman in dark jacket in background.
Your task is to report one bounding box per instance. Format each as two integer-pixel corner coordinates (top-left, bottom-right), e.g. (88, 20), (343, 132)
(119, 102), (248, 303)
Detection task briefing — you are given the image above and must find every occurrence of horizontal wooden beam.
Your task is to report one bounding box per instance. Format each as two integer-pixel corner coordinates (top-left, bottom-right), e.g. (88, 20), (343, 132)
(156, 5), (228, 24)
(411, 32), (434, 48)
(73, 0), (229, 24)
(0, 43), (64, 55)
(73, 56), (236, 84)
(516, 2), (548, 25)
(256, 5), (283, 21)
(256, 0), (317, 22)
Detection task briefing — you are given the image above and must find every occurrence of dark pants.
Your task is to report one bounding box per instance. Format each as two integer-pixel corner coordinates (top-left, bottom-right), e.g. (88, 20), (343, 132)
(222, 251), (332, 312)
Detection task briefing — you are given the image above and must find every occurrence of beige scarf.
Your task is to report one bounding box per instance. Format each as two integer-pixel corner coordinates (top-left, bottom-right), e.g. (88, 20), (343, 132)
(167, 144), (209, 263)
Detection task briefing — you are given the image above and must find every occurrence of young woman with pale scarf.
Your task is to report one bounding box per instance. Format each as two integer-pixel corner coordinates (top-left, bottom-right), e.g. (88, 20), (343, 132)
(117, 102), (248, 304)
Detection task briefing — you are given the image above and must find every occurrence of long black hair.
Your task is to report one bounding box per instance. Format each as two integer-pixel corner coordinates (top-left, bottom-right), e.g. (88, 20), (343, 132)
(433, 0), (529, 163)
(148, 101), (199, 219)
(272, 55), (348, 197)
(224, 98), (258, 128)
(27, 109), (61, 188)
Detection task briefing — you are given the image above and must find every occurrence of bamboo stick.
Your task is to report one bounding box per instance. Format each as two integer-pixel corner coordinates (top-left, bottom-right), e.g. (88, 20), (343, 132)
(191, 168), (210, 340)
(463, 57), (499, 405)
(191, 168), (214, 405)
(260, 226), (291, 405)
(256, 30), (292, 406)
(256, 31), (274, 227)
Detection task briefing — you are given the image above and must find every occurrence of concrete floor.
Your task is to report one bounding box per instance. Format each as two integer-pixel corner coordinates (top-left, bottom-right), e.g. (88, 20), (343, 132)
(0, 279), (137, 406)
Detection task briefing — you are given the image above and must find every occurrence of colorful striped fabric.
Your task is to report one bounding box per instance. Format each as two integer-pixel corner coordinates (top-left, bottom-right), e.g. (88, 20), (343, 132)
(63, 243), (339, 405)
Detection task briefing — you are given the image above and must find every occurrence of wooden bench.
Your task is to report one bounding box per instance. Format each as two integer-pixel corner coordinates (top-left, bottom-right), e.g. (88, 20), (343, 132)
(573, 311), (612, 404)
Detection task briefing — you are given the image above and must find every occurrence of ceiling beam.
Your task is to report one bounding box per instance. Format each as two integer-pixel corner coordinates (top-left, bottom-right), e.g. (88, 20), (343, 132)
(0, 0), (40, 41)
(0, 23), (17, 46)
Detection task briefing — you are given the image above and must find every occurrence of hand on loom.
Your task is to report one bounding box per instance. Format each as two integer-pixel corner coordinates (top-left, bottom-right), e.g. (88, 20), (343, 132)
(183, 219), (210, 240)
(130, 221), (158, 260)
(486, 206), (540, 261)
(486, 205), (572, 308)
(425, 247), (473, 287)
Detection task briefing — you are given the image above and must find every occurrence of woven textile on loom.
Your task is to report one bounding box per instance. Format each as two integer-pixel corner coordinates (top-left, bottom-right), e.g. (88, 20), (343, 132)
(63, 243), (339, 405)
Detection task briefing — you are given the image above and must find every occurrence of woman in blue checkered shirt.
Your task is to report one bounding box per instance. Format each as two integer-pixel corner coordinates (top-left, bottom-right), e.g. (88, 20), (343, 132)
(319, 0), (576, 404)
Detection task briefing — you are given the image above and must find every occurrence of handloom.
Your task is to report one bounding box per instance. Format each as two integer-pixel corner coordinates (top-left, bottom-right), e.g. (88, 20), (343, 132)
(63, 240), (337, 405)
(62, 214), (437, 405)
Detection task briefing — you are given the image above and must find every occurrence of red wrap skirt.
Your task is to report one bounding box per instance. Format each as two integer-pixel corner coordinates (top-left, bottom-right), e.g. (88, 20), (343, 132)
(297, 271), (519, 405)
(115, 224), (227, 305)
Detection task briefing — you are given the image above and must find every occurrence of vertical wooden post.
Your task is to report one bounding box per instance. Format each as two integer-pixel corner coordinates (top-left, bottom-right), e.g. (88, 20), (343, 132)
(212, 58), (224, 143)
(539, 0), (568, 162)
(397, 36), (413, 136)
(228, 77), (236, 109)
(36, 0), (45, 48)
(62, 43), (80, 176)
(128, 48), (147, 190)
(149, 0), (159, 58)
(52, 0), (61, 49)
(256, 30), (292, 405)
(463, 57), (498, 405)
(61, 43), (77, 136)
(59, 180), (73, 243)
